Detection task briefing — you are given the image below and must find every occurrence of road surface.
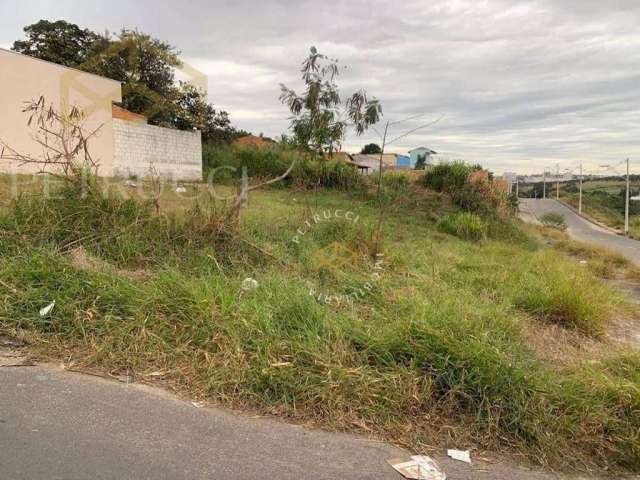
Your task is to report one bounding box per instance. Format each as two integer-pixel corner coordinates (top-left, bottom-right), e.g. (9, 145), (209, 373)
(0, 364), (562, 480)
(520, 198), (640, 264)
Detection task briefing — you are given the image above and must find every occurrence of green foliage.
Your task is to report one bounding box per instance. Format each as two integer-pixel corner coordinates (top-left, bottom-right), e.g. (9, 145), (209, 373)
(2, 175), (232, 267)
(540, 212), (567, 230)
(11, 19), (102, 67)
(203, 144), (365, 190)
(1, 174), (638, 473)
(13, 22), (240, 141)
(508, 252), (613, 335)
(439, 212), (487, 242)
(423, 161), (481, 192)
(280, 47), (382, 154)
(360, 143), (382, 154)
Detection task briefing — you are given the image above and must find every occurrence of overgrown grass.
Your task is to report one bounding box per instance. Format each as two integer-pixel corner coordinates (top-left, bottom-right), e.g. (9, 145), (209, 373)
(540, 212), (567, 230)
(1, 174), (638, 473)
(439, 212), (487, 242)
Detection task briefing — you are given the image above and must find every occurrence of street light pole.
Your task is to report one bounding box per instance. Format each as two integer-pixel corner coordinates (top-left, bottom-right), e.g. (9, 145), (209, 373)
(579, 163), (583, 214)
(625, 158), (630, 236)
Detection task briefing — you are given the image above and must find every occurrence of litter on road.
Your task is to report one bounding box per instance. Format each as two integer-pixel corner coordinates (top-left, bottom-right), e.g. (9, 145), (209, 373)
(387, 455), (446, 480)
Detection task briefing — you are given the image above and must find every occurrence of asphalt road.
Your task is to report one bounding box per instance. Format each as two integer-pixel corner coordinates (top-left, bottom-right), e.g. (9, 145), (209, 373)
(0, 365), (562, 480)
(520, 198), (640, 264)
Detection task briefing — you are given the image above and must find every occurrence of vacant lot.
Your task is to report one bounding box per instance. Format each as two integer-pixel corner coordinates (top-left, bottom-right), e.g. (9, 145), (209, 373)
(1, 172), (639, 474)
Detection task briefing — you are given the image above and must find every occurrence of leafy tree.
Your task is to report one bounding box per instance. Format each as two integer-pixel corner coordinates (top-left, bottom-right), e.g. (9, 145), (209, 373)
(81, 30), (180, 124)
(280, 47), (382, 155)
(12, 20), (101, 67)
(13, 22), (242, 142)
(414, 153), (427, 170)
(174, 83), (236, 143)
(361, 143), (381, 154)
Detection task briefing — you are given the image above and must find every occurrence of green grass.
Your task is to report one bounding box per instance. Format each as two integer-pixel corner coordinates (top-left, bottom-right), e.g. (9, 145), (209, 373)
(1, 175), (639, 473)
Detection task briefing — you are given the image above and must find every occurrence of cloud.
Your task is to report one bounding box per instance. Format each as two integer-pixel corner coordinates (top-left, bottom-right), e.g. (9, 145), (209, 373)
(1, 0), (639, 173)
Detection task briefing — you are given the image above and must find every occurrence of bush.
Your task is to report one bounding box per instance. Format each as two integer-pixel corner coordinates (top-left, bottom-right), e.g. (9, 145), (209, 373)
(423, 161), (480, 192)
(381, 170), (413, 191)
(439, 212), (487, 242)
(540, 212), (567, 230)
(203, 144), (365, 191)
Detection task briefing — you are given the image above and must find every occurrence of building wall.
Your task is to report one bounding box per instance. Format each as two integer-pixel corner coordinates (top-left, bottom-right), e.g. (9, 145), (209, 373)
(0, 48), (121, 176)
(112, 119), (202, 181)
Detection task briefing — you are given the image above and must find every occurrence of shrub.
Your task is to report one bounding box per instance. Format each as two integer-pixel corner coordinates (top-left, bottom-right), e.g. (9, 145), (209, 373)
(202, 144), (365, 191)
(423, 161), (480, 192)
(439, 212), (487, 242)
(381, 170), (413, 191)
(509, 252), (613, 335)
(540, 212), (567, 230)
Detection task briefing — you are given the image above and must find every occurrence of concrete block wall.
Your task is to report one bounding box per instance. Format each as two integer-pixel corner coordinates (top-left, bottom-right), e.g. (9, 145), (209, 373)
(112, 119), (202, 181)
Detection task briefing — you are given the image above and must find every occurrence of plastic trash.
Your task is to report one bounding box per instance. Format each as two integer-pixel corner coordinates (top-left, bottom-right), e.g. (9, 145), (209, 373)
(387, 455), (446, 480)
(447, 449), (471, 464)
(39, 301), (55, 317)
(241, 278), (259, 291)
(175, 186), (187, 193)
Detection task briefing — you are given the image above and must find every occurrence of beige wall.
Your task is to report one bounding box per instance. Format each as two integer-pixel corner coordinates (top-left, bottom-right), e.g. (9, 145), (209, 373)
(0, 48), (121, 176)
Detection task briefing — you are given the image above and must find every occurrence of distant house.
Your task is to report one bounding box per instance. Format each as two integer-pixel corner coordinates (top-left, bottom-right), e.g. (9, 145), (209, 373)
(351, 153), (398, 174)
(234, 134), (274, 148)
(408, 147), (437, 168)
(396, 155), (411, 168)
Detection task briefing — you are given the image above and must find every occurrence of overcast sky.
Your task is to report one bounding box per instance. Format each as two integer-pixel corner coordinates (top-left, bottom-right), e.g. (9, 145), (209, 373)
(1, 0), (639, 174)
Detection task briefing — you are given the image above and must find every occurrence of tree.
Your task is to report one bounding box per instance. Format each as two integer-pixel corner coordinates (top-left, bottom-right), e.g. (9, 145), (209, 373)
(12, 20), (101, 67)
(174, 83), (236, 144)
(81, 30), (180, 124)
(13, 21), (243, 142)
(361, 143), (381, 154)
(280, 47), (382, 155)
(414, 153), (427, 170)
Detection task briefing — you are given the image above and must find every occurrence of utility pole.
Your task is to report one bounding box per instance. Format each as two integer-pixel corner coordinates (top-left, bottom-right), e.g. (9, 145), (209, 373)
(578, 163), (583, 214)
(515, 176), (519, 198)
(556, 163), (560, 200)
(625, 158), (630, 236)
(543, 170), (547, 199)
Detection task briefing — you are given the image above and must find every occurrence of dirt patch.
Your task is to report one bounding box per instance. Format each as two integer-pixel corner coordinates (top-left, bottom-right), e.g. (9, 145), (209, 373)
(68, 246), (150, 281)
(606, 278), (640, 349)
(0, 335), (33, 367)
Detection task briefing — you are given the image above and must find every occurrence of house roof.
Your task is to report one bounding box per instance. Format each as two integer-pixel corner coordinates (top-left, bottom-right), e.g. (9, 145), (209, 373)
(234, 135), (274, 148)
(112, 104), (147, 123)
(0, 47), (122, 85)
(409, 147), (437, 154)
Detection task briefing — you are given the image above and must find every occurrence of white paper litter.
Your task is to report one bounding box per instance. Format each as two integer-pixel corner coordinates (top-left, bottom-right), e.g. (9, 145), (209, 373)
(387, 455), (446, 480)
(579, 260), (588, 265)
(241, 278), (259, 291)
(175, 186), (187, 193)
(39, 301), (55, 317)
(125, 180), (137, 188)
(191, 401), (205, 408)
(447, 449), (471, 464)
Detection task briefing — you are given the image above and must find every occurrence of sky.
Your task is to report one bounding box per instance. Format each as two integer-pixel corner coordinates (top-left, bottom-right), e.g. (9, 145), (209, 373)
(1, 0), (639, 175)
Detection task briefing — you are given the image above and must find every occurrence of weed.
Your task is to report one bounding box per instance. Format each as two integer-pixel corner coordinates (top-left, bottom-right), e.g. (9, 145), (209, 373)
(439, 212), (487, 242)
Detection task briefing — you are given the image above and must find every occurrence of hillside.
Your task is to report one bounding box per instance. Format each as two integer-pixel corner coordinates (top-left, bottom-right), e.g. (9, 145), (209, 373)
(1, 168), (639, 474)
